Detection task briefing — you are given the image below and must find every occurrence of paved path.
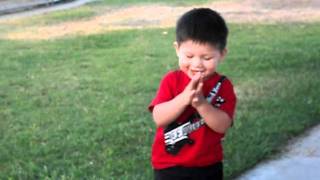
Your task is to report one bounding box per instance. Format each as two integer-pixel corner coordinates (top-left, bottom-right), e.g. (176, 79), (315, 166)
(0, 0), (92, 19)
(0, 0), (69, 15)
(237, 123), (320, 180)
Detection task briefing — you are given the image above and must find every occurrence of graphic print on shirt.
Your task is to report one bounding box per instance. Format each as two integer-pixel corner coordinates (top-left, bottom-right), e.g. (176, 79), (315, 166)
(164, 76), (226, 155)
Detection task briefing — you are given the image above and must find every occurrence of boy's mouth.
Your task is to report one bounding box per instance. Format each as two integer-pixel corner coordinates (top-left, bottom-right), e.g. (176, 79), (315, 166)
(190, 70), (205, 79)
(191, 70), (204, 75)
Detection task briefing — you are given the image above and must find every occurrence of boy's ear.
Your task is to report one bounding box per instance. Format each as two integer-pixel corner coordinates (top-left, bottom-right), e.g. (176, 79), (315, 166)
(219, 48), (228, 62)
(173, 41), (179, 56)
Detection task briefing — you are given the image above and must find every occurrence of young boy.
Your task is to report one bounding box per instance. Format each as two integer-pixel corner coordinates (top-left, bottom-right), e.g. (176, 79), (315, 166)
(148, 8), (237, 180)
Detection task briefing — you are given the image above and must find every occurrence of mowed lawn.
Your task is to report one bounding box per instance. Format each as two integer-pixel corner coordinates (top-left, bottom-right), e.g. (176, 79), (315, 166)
(0, 23), (319, 179)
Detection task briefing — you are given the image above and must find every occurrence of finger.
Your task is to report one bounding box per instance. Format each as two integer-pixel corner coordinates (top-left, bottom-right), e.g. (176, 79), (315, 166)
(193, 72), (201, 82)
(187, 73), (201, 89)
(189, 89), (196, 99)
(192, 97), (199, 103)
(196, 82), (203, 94)
(190, 89), (196, 96)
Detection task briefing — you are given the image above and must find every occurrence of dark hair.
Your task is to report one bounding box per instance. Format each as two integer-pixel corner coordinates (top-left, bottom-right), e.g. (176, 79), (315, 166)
(176, 8), (228, 51)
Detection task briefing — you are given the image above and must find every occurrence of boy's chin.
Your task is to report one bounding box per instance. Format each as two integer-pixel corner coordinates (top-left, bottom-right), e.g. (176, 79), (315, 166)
(188, 72), (215, 80)
(187, 72), (205, 79)
(187, 72), (200, 79)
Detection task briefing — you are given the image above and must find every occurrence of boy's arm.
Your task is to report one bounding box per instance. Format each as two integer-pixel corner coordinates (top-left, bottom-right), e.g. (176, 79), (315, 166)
(196, 101), (232, 134)
(152, 93), (188, 127)
(192, 81), (233, 134)
(153, 74), (201, 128)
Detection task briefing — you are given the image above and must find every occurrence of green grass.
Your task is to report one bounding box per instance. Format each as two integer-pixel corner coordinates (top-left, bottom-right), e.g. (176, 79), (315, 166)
(0, 23), (319, 179)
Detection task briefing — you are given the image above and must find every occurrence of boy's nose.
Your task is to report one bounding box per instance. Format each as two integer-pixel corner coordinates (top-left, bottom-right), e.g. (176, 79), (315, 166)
(192, 57), (203, 68)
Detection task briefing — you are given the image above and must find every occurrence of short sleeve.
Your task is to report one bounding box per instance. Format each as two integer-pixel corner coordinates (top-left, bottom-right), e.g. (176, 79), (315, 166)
(148, 71), (176, 112)
(216, 78), (237, 120)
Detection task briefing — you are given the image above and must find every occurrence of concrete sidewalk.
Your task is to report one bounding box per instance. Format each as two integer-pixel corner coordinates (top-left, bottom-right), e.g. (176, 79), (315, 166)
(0, 0), (73, 15)
(237, 123), (320, 180)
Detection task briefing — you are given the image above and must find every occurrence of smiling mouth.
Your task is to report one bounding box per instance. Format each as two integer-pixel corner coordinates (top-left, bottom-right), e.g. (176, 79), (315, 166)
(191, 70), (204, 75)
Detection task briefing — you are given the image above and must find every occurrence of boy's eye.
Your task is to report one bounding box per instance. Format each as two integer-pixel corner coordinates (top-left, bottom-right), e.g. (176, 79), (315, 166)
(186, 55), (193, 59)
(204, 57), (212, 60)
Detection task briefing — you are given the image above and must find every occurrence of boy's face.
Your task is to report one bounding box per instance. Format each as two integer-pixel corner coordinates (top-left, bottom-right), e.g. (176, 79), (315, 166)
(175, 40), (227, 80)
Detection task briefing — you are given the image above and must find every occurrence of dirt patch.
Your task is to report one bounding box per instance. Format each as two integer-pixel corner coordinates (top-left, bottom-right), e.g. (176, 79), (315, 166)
(1, 0), (320, 40)
(250, 0), (320, 9)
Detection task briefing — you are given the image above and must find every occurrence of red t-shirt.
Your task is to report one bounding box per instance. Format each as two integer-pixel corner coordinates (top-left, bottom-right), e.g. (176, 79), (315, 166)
(148, 70), (237, 169)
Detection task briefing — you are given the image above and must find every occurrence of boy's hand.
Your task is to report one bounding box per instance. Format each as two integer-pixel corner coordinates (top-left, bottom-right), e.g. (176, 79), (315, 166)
(180, 72), (201, 106)
(191, 78), (206, 108)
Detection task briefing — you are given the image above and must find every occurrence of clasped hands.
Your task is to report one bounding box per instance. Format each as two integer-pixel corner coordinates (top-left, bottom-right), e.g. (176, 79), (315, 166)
(181, 72), (207, 108)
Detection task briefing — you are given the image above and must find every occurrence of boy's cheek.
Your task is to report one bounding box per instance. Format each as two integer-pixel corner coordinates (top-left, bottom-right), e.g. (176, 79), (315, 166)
(178, 58), (189, 66)
(178, 61), (189, 71)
